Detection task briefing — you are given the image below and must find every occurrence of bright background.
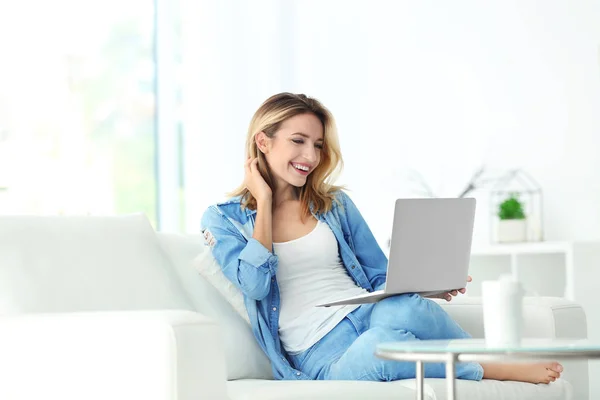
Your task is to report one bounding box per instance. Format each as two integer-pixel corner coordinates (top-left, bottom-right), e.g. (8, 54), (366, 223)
(2, 1), (598, 248)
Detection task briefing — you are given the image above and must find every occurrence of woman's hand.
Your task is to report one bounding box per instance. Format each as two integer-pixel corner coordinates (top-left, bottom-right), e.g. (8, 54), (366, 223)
(244, 158), (272, 203)
(428, 275), (472, 302)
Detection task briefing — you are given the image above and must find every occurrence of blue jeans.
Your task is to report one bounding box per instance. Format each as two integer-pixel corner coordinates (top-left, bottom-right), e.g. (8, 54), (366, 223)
(289, 294), (484, 381)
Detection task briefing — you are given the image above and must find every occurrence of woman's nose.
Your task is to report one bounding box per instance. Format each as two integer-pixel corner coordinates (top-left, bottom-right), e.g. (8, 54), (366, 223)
(304, 145), (317, 162)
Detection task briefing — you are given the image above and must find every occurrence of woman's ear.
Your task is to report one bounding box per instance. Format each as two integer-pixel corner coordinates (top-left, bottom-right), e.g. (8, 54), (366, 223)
(255, 131), (270, 154)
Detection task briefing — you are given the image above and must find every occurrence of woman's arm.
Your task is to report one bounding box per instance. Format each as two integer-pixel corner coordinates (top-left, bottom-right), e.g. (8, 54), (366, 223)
(252, 198), (273, 252)
(201, 206), (276, 301)
(340, 192), (388, 290)
(199, 157), (276, 301)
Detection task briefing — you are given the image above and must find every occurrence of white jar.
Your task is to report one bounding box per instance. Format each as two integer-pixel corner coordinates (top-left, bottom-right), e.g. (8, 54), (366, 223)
(481, 274), (525, 348)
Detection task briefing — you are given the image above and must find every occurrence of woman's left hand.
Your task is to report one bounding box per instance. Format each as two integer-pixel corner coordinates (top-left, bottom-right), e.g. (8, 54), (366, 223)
(427, 275), (472, 302)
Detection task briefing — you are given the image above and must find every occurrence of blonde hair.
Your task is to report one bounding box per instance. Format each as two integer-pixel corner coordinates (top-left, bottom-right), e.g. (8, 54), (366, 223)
(229, 92), (344, 217)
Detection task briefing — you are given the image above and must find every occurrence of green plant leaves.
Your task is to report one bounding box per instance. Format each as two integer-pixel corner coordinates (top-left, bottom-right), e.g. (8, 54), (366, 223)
(498, 193), (526, 220)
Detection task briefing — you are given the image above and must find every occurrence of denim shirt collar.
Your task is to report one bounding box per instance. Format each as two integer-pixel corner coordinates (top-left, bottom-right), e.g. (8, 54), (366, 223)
(219, 196), (325, 220)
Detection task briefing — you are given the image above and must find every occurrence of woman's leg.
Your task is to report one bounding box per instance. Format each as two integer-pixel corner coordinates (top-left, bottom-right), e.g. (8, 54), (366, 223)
(289, 307), (367, 380)
(369, 294), (471, 340)
(368, 294), (563, 383)
(289, 303), (480, 381)
(325, 326), (482, 381)
(366, 294), (482, 380)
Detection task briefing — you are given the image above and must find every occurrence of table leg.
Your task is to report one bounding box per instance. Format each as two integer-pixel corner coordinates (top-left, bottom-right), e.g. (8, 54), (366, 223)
(445, 354), (457, 400)
(415, 360), (424, 400)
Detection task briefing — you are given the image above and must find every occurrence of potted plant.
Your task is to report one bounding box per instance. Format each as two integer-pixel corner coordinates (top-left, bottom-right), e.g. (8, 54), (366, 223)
(497, 193), (527, 243)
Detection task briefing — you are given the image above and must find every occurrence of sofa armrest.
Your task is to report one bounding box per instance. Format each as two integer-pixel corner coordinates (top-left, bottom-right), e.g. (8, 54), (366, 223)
(0, 310), (228, 400)
(438, 296), (589, 399)
(436, 296), (587, 339)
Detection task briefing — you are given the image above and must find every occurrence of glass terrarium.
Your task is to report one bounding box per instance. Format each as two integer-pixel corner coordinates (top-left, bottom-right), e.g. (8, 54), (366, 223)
(489, 169), (543, 243)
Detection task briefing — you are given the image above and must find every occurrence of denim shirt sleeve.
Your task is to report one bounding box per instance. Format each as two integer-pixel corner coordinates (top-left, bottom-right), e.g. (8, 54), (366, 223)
(340, 192), (388, 290)
(201, 206), (277, 301)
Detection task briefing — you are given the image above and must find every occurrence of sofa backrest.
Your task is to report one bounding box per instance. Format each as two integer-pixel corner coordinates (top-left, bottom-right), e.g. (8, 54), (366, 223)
(156, 232), (273, 380)
(0, 214), (272, 380)
(0, 214), (192, 314)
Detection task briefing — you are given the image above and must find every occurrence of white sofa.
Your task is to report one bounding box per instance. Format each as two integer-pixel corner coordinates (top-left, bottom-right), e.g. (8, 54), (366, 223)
(0, 214), (589, 400)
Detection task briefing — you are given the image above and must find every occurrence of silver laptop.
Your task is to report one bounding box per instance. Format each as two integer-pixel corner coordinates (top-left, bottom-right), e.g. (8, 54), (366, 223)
(316, 198), (476, 307)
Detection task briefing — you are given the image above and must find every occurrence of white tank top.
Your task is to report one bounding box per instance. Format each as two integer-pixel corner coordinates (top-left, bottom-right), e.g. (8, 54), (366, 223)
(273, 220), (368, 354)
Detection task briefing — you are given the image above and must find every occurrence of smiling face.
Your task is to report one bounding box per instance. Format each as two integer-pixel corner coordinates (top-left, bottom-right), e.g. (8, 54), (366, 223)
(258, 113), (324, 191)
(233, 92), (344, 214)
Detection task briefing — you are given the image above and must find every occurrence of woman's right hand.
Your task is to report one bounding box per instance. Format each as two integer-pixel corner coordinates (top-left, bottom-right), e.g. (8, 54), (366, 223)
(244, 158), (272, 203)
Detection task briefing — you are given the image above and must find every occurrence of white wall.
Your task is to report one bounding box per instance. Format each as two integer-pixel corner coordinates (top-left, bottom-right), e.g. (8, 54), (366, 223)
(182, 0), (600, 245)
(287, 0), (600, 249)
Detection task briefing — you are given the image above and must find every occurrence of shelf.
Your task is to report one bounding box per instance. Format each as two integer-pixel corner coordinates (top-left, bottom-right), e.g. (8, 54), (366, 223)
(471, 241), (571, 256)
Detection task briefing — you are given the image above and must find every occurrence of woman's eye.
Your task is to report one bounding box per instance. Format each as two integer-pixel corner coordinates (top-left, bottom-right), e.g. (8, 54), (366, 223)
(292, 138), (322, 149)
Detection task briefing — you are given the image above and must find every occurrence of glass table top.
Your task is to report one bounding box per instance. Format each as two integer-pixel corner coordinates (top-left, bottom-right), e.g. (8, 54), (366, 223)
(377, 338), (600, 354)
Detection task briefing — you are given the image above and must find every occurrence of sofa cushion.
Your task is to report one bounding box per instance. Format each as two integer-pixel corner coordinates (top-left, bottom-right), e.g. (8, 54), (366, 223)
(228, 377), (572, 400)
(156, 232), (273, 381)
(227, 379), (425, 400)
(0, 214), (192, 314)
(192, 246), (250, 324)
(411, 378), (572, 400)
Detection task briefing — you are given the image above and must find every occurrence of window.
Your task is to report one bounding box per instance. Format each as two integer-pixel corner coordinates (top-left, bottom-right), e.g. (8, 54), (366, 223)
(0, 0), (157, 225)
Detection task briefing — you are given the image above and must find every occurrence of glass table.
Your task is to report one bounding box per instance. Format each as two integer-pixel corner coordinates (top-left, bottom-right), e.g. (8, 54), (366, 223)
(376, 338), (600, 400)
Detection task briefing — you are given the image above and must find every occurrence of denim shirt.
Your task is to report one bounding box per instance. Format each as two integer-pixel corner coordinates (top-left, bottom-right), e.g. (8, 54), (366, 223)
(200, 191), (388, 380)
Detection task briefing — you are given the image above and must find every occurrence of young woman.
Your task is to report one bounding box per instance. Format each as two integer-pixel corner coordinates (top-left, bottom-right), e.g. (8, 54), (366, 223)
(200, 92), (562, 383)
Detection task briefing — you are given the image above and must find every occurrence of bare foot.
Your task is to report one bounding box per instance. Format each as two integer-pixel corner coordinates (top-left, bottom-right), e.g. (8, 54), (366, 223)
(481, 362), (563, 384)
